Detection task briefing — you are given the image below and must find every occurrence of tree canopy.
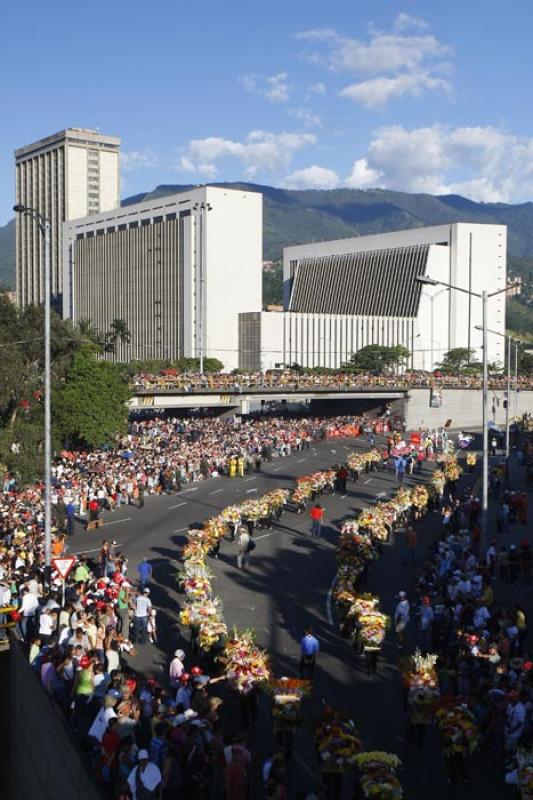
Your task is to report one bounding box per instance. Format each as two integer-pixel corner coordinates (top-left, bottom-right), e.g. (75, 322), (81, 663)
(342, 345), (410, 373)
(54, 346), (130, 449)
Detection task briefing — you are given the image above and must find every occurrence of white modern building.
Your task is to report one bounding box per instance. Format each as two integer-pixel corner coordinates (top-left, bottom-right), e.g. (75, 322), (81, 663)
(15, 128), (121, 308)
(63, 186), (262, 369)
(239, 223), (507, 371)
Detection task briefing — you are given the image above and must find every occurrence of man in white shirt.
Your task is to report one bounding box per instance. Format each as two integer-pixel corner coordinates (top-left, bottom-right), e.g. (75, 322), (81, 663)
(0, 582), (11, 642)
(38, 609), (57, 644)
(134, 589), (152, 645)
(88, 695), (117, 742)
(18, 588), (40, 640)
(127, 750), (162, 799)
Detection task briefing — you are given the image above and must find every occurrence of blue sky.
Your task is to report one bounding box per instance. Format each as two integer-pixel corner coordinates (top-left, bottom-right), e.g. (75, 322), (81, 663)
(2, 0), (533, 224)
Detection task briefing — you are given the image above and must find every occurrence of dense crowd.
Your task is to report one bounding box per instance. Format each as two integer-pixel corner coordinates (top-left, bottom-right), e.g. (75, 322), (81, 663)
(131, 369), (533, 393)
(392, 459), (533, 787)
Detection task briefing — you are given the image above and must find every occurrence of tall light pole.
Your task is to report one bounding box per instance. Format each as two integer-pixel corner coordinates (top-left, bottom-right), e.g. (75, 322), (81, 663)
(475, 325), (514, 459)
(416, 274), (520, 546)
(14, 204), (52, 570)
(192, 201), (213, 375)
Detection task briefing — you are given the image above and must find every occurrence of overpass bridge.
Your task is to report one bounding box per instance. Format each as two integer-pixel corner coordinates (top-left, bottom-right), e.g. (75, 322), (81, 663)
(128, 383), (533, 430)
(127, 385), (406, 416)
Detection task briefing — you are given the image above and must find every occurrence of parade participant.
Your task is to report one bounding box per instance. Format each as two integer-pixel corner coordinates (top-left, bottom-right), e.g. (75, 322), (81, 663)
(394, 592), (410, 648)
(310, 503), (324, 538)
(299, 627), (319, 680)
(169, 649), (186, 689)
(133, 588), (152, 645)
(138, 558), (152, 590)
(237, 527), (252, 570)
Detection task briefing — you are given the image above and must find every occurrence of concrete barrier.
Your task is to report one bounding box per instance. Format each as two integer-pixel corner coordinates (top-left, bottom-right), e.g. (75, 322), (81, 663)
(7, 637), (103, 800)
(405, 388), (533, 430)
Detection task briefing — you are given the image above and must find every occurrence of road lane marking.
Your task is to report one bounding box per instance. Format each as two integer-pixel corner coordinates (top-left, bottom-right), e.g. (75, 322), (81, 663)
(364, 479), (372, 484)
(244, 477), (256, 482)
(341, 494), (347, 499)
(174, 527), (188, 533)
(330, 449), (337, 454)
(297, 458), (306, 463)
(272, 467), (282, 472)
(254, 531), (276, 540)
(209, 489), (223, 495)
(182, 487), (198, 493)
(169, 502), (187, 509)
(69, 543), (123, 555)
(326, 575), (338, 626)
(246, 488), (258, 494)
(103, 518), (132, 527)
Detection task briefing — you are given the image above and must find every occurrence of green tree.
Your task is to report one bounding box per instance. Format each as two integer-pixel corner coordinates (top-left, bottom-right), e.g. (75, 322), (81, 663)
(54, 346), (130, 448)
(103, 318), (132, 353)
(343, 345), (410, 373)
(438, 348), (475, 372)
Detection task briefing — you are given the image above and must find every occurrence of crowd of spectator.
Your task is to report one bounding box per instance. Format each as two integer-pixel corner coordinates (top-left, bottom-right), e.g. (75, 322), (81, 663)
(131, 369), (533, 394)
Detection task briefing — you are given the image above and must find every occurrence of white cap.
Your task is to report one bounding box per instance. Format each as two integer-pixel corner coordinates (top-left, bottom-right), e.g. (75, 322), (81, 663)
(174, 649), (185, 659)
(398, 591), (407, 599)
(138, 749), (149, 760)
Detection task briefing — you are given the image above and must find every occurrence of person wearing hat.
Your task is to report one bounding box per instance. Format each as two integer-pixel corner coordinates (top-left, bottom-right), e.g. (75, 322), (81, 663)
(175, 673), (193, 711)
(169, 649), (186, 690)
(133, 588), (152, 645)
(394, 592), (410, 648)
(127, 748), (162, 800)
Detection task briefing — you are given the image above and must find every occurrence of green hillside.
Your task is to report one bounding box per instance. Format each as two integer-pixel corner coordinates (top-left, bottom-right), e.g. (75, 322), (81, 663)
(1, 184), (533, 332)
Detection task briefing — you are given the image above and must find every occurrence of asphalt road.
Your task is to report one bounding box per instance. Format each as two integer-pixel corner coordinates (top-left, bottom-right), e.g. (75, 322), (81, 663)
(66, 436), (527, 799)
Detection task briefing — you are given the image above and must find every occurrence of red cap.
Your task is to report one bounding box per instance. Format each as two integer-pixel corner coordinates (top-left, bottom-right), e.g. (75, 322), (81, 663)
(80, 656), (91, 668)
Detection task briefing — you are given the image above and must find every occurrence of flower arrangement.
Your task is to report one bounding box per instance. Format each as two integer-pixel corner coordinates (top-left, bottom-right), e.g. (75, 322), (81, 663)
(443, 457), (462, 482)
(435, 705), (479, 754)
(221, 506), (242, 524)
(270, 678), (311, 724)
(466, 452), (477, 467)
(410, 485), (429, 511)
(315, 706), (363, 769)
(358, 609), (390, 647)
(355, 752), (403, 800)
(221, 628), (272, 694)
(198, 619), (228, 651)
(431, 469), (446, 496)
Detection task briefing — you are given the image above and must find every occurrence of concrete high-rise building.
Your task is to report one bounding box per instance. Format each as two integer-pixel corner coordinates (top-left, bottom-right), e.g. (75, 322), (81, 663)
(63, 186), (262, 370)
(15, 127), (121, 308)
(239, 223), (507, 371)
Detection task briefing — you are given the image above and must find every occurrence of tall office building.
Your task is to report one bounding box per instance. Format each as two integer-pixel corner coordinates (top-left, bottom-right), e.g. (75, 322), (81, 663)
(15, 127), (121, 307)
(63, 186), (262, 369)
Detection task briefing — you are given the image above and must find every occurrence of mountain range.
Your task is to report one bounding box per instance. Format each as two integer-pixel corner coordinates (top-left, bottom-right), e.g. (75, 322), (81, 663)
(1, 184), (532, 333)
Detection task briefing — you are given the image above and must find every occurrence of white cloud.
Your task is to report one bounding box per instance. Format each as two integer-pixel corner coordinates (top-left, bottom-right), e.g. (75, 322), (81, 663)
(346, 124), (533, 201)
(344, 158), (381, 189)
(178, 130), (316, 179)
(240, 71), (291, 103)
(394, 12), (428, 32)
(296, 22), (452, 108)
(121, 148), (158, 171)
(297, 27), (450, 75)
(283, 165), (340, 190)
(308, 81), (326, 95)
(340, 70), (451, 108)
(290, 108), (322, 128)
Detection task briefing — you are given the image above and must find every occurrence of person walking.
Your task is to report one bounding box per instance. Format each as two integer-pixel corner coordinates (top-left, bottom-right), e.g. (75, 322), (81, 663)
(127, 749), (162, 800)
(419, 596), (434, 654)
(138, 482), (145, 509)
(396, 457), (406, 486)
(237, 527), (251, 570)
(66, 500), (76, 536)
(116, 582), (131, 636)
(299, 627), (320, 680)
(310, 503), (325, 538)
(394, 591), (410, 649)
(336, 466), (348, 494)
(133, 588), (152, 645)
(138, 558), (152, 590)
(404, 526), (417, 565)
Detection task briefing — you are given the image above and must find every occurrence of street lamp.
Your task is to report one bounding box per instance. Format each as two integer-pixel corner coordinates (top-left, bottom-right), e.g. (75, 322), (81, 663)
(192, 201), (213, 374)
(416, 274), (520, 545)
(474, 325), (518, 459)
(13, 203), (52, 570)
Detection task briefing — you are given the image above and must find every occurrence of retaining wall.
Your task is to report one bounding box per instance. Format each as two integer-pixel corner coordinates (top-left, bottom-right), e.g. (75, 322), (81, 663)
(406, 388), (533, 430)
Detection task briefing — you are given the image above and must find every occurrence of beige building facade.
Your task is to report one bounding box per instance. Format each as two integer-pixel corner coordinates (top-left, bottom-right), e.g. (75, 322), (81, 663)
(15, 127), (120, 307)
